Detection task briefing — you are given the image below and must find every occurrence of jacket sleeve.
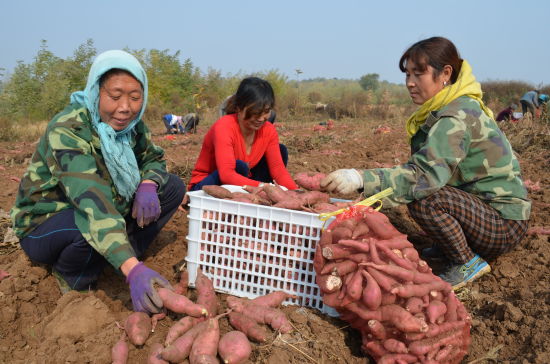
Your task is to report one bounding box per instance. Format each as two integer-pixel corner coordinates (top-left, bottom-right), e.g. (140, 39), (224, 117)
(134, 121), (170, 191)
(362, 116), (470, 206)
(49, 126), (135, 269)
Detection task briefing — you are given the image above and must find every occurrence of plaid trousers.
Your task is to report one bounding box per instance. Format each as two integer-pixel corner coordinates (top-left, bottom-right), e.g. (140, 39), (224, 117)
(407, 186), (529, 264)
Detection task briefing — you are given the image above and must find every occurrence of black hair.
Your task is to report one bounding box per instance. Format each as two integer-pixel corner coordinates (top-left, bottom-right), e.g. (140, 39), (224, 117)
(225, 77), (275, 119)
(399, 37), (463, 84)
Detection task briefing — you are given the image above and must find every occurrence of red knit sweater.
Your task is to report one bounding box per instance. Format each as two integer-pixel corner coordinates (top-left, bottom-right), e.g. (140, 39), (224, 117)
(189, 114), (297, 190)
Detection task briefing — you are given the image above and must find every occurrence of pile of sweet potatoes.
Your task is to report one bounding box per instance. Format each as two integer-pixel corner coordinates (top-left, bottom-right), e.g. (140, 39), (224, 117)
(313, 207), (471, 364)
(111, 268), (295, 364)
(202, 184), (353, 214)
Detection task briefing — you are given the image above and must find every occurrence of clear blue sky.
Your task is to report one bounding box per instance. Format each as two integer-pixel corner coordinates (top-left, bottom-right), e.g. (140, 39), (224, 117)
(1, 0), (549, 86)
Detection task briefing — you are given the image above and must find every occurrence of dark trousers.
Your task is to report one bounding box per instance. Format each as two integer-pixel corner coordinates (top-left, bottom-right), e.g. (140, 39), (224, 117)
(20, 174), (186, 290)
(520, 100), (535, 118)
(191, 144), (288, 191)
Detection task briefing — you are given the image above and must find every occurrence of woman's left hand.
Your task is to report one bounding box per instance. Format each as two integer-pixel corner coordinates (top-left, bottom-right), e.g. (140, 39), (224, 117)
(132, 181), (161, 227)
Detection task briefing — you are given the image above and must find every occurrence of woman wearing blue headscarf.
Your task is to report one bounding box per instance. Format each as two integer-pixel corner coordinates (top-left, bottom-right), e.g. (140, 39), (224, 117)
(11, 50), (186, 314)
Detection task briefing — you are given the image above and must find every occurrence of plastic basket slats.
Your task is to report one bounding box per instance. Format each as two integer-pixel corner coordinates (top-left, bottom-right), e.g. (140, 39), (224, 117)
(185, 186), (338, 316)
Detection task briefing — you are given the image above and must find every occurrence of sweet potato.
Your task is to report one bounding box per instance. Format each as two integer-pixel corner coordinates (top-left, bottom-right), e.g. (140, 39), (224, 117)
(322, 244), (351, 260)
(331, 226), (353, 243)
(294, 172), (326, 191)
(262, 184), (287, 203)
(173, 269), (189, 296)
(365, 340), (388, 358)
(232, 303), (293, 333)
(273, 199), (304, 210)
(125, 312), (151, 346)
(375, 242), (415, 270)
(366, 266), (399, 292)
(351, 220), (370, 239)
(165, 316), (196, 346)
(195, 269), (219, 318)
(111, 333), (129, 364)
(390, 280), (451, 298)
(361, 270), (382, 310)
(408, 327), (464, 356)
(347, 269), (364, 301)
(404, 296), (425, 314)
(228, 311), (269, 343)
(313, 245), (326, 273)
(426, 300), (447, 324)
(338, 239), (370, 254)
(161, 320), (208, 362)
(147, 342), (168, 364)
(319, 229), (333, 247)
(363, 262), (433, 284)
(300, 190), (330, 206)
(189, 317), (220, 364)
(202, 185), (233, 199)
(218, 331), (252, 364)
(362, 210), (403, 239)
(380, 304), (428, 333)
(383, 338), (408, 354)
(151, 312), (166, 333)
(367, 319), (386, 340)
(158, 288), (208, 317)
(251, 291), (297, 307)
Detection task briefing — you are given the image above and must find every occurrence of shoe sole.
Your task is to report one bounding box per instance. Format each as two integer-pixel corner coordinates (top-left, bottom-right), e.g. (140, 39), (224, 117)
(452, 264), (492, 291)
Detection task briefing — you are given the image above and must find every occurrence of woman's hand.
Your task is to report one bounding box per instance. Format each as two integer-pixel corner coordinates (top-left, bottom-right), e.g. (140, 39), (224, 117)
(132, 180), (161, 227)
(320, 169), (364, 195)
(126, 262), (172, 314)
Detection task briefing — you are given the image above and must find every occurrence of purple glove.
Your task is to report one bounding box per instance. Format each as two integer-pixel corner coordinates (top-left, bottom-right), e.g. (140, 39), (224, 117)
(132, 182), (161, 227)
(126, 262), (171, 314)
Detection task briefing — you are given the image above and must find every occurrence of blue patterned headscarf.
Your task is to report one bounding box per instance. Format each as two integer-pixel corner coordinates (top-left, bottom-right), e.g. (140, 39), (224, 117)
(70, 50), (148, 201)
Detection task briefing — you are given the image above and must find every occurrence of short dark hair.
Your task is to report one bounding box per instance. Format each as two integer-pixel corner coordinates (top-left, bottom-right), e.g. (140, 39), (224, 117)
(225, 77), (275, 119)
(399, 37), (463, 84)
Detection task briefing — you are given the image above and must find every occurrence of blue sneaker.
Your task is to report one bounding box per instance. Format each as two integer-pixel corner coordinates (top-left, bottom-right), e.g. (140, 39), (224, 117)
(438, 255), (491, 290)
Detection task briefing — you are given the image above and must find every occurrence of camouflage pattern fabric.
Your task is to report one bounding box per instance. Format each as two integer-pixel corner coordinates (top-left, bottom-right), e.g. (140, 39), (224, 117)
(10, 103), (169, 268)
(362, 96), (531, 220)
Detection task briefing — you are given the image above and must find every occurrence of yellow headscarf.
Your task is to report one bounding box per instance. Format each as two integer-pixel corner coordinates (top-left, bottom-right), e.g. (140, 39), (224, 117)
(405, 59), (494, 142)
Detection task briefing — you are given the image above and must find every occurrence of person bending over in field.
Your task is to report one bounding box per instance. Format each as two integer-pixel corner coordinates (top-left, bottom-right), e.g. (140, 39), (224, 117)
(188, 77), (297, 191)
(10, 50), (185, 314)
(321, 36), (531, 290)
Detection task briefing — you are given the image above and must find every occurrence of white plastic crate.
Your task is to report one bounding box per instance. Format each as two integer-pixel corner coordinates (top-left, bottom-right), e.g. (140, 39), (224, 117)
(185, 185), (338, 316)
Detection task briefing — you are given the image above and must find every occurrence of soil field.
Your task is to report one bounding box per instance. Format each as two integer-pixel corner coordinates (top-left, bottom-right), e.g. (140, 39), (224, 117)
(0, 114), (548, 363)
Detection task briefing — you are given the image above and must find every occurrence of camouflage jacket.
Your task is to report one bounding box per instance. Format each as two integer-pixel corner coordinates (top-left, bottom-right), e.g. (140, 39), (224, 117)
(362, 96), (531, 220)
(10, 103), (170, 268)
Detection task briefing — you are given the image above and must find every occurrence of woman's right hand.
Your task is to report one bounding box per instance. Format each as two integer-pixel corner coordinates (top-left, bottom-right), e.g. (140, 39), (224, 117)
(320, 169), (364, 195)
(126, 262), (172, 314)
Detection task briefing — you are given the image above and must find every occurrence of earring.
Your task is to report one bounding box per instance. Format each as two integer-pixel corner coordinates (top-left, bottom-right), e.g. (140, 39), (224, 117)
(443, 81), (448, 86)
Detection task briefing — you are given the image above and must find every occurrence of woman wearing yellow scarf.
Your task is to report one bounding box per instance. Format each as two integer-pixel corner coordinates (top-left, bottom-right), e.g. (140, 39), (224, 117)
(321, 37), (531, 289)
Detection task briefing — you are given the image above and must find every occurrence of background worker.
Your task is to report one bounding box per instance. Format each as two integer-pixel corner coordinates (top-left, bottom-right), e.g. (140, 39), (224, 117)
(520, 89), (540, 118)
(321, 37), (530, 290)
(495, 103), (519, 122)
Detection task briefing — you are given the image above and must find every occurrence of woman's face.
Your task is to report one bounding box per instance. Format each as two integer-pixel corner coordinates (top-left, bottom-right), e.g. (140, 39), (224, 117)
(404, 59), (450, 105)
(98, 72), (143, 131)
(237, 106), (272, 132)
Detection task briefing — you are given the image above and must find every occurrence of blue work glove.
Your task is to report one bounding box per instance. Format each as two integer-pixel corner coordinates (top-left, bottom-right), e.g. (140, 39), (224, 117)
(126, 262), (171, 314)
(132, 181), (161, 228)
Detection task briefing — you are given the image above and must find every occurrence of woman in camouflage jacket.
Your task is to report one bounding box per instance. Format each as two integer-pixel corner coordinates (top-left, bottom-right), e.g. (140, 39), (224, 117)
(321, 37), (531, 289)
(10, 50), (185, 314)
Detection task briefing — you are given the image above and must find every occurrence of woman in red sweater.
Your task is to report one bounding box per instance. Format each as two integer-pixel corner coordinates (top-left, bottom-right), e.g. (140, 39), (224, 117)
(189, 77), (297, 191)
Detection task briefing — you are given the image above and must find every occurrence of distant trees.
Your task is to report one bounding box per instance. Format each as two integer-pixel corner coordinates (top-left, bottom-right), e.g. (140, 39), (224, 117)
(358, 73), (380, 92)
